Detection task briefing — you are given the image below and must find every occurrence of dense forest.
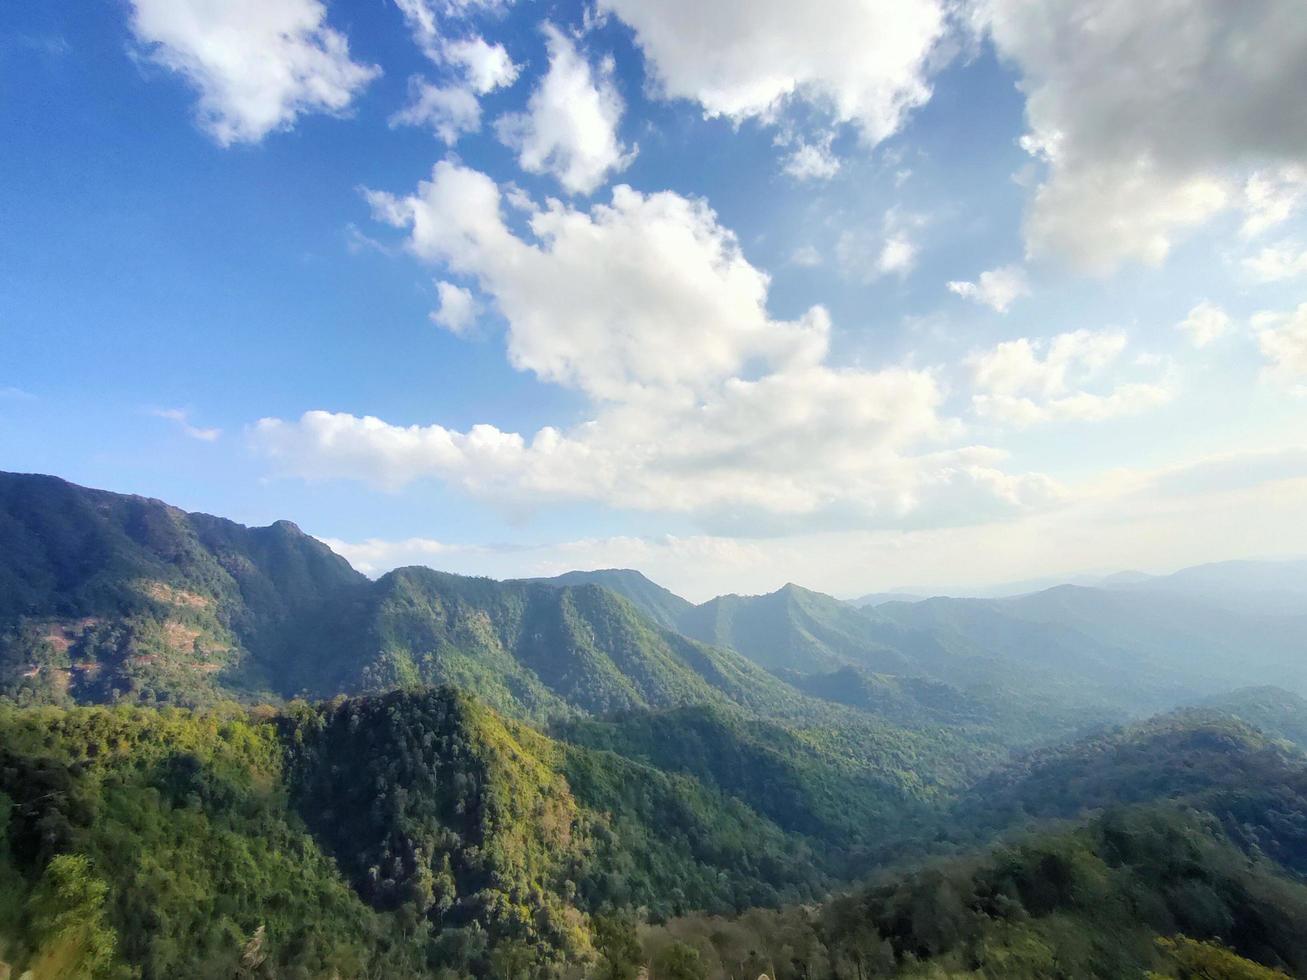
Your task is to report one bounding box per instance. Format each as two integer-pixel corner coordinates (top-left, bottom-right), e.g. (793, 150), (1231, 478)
(3, 472), (1307, 978)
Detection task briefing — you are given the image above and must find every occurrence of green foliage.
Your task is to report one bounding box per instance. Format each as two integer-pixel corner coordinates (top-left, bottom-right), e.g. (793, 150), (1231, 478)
(643, 805), (1307, 978)
(526, 569), (694, 633)
(1152, 936), (1292, 979)
(652, 941), (707, 980)
(0, 702), (422, 979)
(24, 854), (118, 979)
(593, 914), (642, 980)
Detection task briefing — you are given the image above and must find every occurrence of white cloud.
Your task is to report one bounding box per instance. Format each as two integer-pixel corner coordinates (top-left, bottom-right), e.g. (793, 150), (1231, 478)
(1175, 302), (1231, 349)
(444, 36), (519, 94)
(599, 0), (945, 146)
(152, 408), (220, 442)
(876, 237), (916, 277)
(781, 139), (840, 181)
(393, 0), (516, 91)
(389, 77), (480, 143)
(1242, 242), (1307, 283)
(969, 329), (1173, 426)
(317, 443), (1307, 600)
(364, 160), (829, 400)
(253, 394), (1058, 529)
(946, 264), (1029, 313)
(837, 209), (922, 282)
(388, 0), (518, 146)
(976, 0), (1307, 272)
(430, 281), (478, 334)
(255, 161), (1061, 530)
(790, 245), (822, 268)
(1242, 166), (1307, 238)
(494, 25), (635, 195)
(128, 0), (379, 145)
(1254, 302), (1307, 385)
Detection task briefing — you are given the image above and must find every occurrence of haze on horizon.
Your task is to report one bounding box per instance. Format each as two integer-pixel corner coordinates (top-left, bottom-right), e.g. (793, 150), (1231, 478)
(4, 0), (1307, 603)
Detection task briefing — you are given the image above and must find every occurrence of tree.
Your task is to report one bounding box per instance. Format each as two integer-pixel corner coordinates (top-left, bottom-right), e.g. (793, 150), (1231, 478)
(593, 914), (642, 980)
(652, 942), (707, 980)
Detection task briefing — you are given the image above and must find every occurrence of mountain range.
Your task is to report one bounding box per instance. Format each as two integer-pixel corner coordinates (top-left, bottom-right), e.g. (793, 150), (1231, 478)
(3, 470), (1307, 978)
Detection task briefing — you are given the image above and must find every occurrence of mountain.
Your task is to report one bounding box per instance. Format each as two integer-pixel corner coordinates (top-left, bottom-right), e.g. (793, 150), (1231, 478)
(1196, 685), (1307, 749)
(637, 704), (1307, 978)
(0, 475), (850, 730)
(865, 583), (1307, 713)
(676, 583), (914, 675)
(643, 802), (1307, 979)
(0, 471), (365, 705)
(1109, 558), (1307, 615)
(0, 689), (856, 977)
(275, 565), (828, 724)
(846, 591), (926, 608)
(522, 568), (694, 631)
(950, 710), (1307, 844)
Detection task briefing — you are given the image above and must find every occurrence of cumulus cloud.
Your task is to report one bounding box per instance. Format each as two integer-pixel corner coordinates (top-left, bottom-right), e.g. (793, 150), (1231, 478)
(1253, 302), (1307, 385)
(151, 408), (220, 442)
(1175, 302), (1231, 348)
(128, 0), (379, 145)
(969, 329), (1173, 426)
(599, 0), (945, 146)
(1243, 242), (1307, 283)
(976, 0), (1307, 272)
(317, 442), (1307, 600)
(389, 77), (481, 143)
(443, 36), (518, 94)
(363, 160), (829, 400)
(781, 138), (840, 181)
(255, 162), (1061, 530)
(946, 264), (1029, 313)
(790, 245), (822, 268)
(494, 25), (635, 195)
(393, 0), (517, 91)
(430, 281), (479, 334)
(1242, 166), (1307, 238)
(388, 0), (518, 145)
(837, 209), (922, 282)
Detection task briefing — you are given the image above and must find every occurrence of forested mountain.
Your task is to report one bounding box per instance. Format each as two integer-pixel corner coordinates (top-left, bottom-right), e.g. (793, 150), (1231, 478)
(0, 471), (365, 705)
(634, 707), (1307, 978)
(870, 585), (1307, 710)
(3, 470), (1307, 979)
(1108, 558), (1307, 615)
(275, 565), (819, 724)
(524, 569), (694, 632)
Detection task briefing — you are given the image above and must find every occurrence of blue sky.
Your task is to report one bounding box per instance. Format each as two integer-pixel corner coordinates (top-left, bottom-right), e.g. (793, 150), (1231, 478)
(2, 0), (1306, 599)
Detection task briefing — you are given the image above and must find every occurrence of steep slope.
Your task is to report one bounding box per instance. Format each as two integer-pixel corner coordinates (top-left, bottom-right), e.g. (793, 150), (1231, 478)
(523, 568), (694, 632)
(0, 472), (365, 705)
(0, 701), (422, 979)
(643, 804), (1307, 979)
(638, 704), (1307, 978)
(867, 584), (1307, 711)
(280, 566), (816, 724)
(0, 690), (849, 977)
(1197, 686), (1307, 749)
(556, 702), (935, 848)
(677, 583), (913, 674)
(950, 711), (1307, 850)
(1110, 558), (1307, 615)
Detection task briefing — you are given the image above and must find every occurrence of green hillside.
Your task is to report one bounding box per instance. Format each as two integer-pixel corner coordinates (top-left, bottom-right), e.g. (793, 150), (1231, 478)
(0, 689), (868, 978)
(676, 583), (915, 674)
(278, 566), (823, 724)
(0, 472), (364, 707)
(641, 804), (1307, 979)
(523, 569), (694, 632)
(636, 706), (1307, 978)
